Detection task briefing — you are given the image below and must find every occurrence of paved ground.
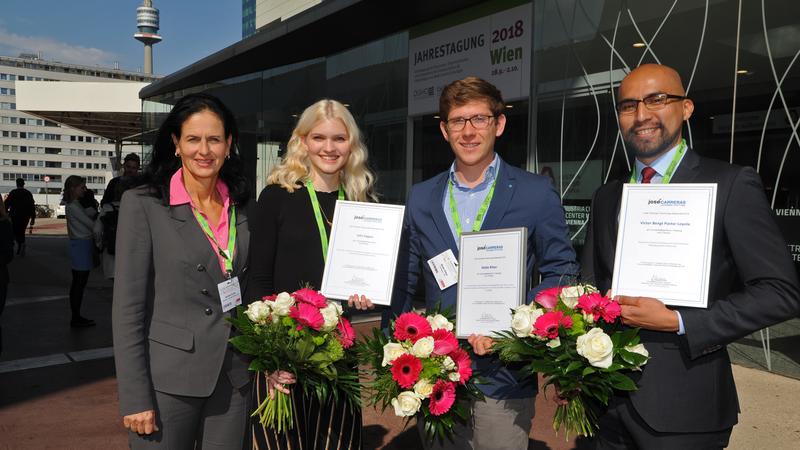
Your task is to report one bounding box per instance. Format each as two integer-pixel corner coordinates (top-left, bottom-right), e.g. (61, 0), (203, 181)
(1, 223), (798, 449)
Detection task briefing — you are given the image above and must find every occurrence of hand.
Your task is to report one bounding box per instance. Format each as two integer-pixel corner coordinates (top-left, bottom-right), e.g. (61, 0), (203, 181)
(267, 370), (296, 399)
(347, 294), (374, 310)
(122, 409), (159, 435)
(467, 334), (495, 355)
(550, 385), (569, 406)
(616, 295), (679, 332)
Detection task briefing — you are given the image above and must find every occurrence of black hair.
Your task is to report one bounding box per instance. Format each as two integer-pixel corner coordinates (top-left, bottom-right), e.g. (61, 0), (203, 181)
(144, 93), (250, 206)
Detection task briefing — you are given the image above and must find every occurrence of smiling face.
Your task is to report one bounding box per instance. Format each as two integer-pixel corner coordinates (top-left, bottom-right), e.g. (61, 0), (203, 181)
(618, 64), (694, 164)
(440, 100), (506, 170)
(302, 118), (351, 182)
(173, 109), (231, 183)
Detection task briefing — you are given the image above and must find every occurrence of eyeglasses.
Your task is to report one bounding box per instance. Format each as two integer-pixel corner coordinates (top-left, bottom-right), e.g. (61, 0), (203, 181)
(616, 93), (686, 114)
(445, 114), (496, 131)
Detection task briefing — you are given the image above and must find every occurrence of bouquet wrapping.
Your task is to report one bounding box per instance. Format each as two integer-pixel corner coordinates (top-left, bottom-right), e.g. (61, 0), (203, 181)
(358, 311), (484, 442)
(228, 288), (360, 432)
(494, 284), (649, 437)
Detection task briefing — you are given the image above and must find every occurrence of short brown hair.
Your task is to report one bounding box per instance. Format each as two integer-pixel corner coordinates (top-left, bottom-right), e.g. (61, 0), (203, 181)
(439, 76), (505, 120)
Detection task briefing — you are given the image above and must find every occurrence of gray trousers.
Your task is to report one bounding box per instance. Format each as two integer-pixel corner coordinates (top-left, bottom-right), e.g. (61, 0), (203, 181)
(129, 374), (250, 450)
(418, 396), (536, 450)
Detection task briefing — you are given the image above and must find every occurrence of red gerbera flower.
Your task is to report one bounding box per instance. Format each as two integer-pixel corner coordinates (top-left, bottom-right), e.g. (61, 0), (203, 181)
(393, 312), (433, 343)
(289, 302), (324, 331)
(428, 380), (456, 416)
(600, 298), (621, 323)
(577, 292), (620, 323)
(533, 311), (569, 339)
(336, 318), (355, 348)
(292, 288), (328, 308)
(448, 347), (472, 384)
(432, 329), (459, 356)
(535, 287), (561, 309)
(262, 294), (277, 301)
(390, 353), (422, 388)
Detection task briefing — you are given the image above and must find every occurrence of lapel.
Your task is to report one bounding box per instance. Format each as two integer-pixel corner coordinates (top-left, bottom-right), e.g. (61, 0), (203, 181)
(480, 156), (515, 232)
(169, 203), (226, 283)
(430, 172), (460, 257)
(233, 204), (250, 275)
(669, 148), (701, 183)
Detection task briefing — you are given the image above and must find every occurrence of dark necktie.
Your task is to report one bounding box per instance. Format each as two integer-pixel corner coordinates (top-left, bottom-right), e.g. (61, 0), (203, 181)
(641, 166), (658, 184)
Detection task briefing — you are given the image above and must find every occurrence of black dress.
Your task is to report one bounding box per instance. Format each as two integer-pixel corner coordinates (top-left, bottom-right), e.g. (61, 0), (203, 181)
(247, 183), (362, 450)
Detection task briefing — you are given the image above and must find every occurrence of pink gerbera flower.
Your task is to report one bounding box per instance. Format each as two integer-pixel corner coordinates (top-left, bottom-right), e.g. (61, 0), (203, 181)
(292, 288), (328, 308)
(262, 294), (277, 301)
(533, 311), (571, 339)
(600, 298), (621, 323)
(535, 287), (561, 310)
(432, 329), (459, 356)
(393, 312), (433, 343)
(336, 318), (356, 349)
(577, 292), (620, 323)
(428, 380), (456, 416)
(448, 348), (472, 384)
(390, 353), (422, 388)
(289, 303), (324, 331)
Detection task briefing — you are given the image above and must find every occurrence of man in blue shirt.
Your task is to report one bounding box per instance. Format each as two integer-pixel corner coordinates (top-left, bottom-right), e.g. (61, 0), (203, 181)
(387, 77), (577, 449)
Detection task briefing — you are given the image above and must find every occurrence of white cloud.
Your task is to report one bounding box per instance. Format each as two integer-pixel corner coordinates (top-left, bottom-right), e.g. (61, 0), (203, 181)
(0, 26), (117, 67)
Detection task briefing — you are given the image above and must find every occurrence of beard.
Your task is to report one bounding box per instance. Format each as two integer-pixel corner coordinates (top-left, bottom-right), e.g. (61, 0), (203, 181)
(623, 124), (682, 161)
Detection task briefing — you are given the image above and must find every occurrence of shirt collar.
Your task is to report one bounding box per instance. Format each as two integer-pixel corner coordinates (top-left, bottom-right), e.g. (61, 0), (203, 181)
(448, 153), (499, 190)
(169, 168), (230, 207)
(635, 142), (682, 178)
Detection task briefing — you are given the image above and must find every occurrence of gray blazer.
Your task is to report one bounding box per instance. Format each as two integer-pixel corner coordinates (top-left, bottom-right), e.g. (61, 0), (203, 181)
(112, 186), (252, 416)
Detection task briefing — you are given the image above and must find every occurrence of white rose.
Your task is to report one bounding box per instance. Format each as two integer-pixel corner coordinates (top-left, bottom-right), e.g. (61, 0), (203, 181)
(582, 311), (595, 325)
(411, 336), (435, 358)
(546, 337), (561, 348)
(427, 314), (454, 331)
(271, 292), (295, 316)
(382, 343), (408, 367)
(560, 286), (585, 309)
(245, 301), (271, 324)
(391, 391), (422, 417)
(511, 305), (544, 337)
(625, 343), (650, 370)
(319, 303), (341, 331)
(413, 379), (434, 398)
(448, 372), (460, 382)
(442, 356), (456, 371)
(576, 328), (614, 369)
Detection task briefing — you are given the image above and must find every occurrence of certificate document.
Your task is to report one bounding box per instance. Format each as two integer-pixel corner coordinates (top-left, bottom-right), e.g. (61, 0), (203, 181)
(455, 228), (526, 338)
(612, 183), (717, 308)
(320, 201), (405, 306)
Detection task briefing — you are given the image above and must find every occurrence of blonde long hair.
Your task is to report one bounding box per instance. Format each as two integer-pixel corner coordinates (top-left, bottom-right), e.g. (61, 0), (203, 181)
(268, 99), (377, 202)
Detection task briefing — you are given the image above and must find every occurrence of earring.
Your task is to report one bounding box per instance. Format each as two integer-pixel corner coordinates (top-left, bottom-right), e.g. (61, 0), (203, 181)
(175, 152), (179, 157)
(226, 153), (230, 160)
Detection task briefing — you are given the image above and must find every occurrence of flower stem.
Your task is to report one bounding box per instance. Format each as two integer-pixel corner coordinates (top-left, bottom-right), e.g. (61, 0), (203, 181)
(253, 391), (294, 433)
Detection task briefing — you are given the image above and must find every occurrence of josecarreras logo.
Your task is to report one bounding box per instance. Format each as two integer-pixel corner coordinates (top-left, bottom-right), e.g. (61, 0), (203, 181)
(353, 214), (382, 224)
(647, 198), (687, 206)
(476, 244), (504, 252)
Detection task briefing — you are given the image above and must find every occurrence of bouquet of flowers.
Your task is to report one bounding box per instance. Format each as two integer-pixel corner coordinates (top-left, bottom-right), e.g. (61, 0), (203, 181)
(493, 284), (649, 437)
(358, 311), (484, 443)
(228, 288), (359, 432)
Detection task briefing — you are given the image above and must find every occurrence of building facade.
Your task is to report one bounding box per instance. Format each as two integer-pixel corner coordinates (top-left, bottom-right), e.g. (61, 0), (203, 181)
(0, 54), (157, 210)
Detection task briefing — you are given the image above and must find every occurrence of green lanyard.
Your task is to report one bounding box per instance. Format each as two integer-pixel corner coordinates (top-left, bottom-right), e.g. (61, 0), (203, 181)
(193, 205), (237, 275)
(629, 139), (687, 184)
(448, 167), (499, 238)
(306, 180), (345, 262)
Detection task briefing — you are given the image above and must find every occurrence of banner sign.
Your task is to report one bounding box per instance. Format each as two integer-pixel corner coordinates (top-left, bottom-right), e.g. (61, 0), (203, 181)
(408, 2), (532, 116)
(774, 207), (800, 276)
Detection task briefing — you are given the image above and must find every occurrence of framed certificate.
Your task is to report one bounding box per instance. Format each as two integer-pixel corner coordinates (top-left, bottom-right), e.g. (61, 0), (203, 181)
(612, 183), (717, 308)
(320, 200), (405, 306)
(455, 227), (526, 338)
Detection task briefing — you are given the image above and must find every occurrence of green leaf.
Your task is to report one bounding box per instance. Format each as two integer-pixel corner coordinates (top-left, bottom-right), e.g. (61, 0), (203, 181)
(608, 372), (637, 391)
(564, 361), (584, 374)
(228, 335), (261, 355)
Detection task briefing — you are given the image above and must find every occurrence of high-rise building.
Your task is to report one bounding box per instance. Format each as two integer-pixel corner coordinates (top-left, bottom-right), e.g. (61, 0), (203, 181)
(242, 0), (256, 39)
(0, 54), (157, 210)
(134, 0), (162, 75)
(244, 0), (321, 36)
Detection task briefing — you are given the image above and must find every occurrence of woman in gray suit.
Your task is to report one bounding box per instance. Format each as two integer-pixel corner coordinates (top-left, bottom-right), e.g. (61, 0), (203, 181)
(112, 93), (252, 449)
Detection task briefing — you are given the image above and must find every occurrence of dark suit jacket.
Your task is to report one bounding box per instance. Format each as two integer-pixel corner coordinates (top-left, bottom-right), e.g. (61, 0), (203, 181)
(112, 186), (252, 416)
(581, 149), (800, 433)
(387, 156), (578, 399)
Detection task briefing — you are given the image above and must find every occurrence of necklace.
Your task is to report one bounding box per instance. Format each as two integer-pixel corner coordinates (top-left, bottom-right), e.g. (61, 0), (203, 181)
(320, 203), (333, 226)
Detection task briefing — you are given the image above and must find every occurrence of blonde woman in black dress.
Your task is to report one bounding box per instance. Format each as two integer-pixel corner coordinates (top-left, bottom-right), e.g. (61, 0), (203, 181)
(248, 99), (377, 449)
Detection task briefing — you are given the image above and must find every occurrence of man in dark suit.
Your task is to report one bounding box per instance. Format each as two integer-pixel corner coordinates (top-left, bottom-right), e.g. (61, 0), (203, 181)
(387, 77), (577, 450)
(5, 178), (35, 255)
(582, 63), (800, 448)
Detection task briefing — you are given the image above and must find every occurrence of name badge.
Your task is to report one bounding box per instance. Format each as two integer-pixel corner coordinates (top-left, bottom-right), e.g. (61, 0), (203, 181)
(427, 249), (459, 290)
(218, 276), (242, 313)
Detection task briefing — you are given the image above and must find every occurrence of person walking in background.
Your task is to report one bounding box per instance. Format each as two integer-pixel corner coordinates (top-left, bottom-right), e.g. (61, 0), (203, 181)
(0, 196), (14, 355)
(112, 93), (253, 449)
(102, 152), (141, 206)
(64, 176), (96, 328)
(247, 99), (376, 449)
(5, 178), (36, 256)
(94, 177), (135, 279)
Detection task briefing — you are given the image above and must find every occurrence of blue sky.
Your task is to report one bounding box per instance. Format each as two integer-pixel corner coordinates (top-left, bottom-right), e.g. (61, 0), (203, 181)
(0, 0), (241, 75)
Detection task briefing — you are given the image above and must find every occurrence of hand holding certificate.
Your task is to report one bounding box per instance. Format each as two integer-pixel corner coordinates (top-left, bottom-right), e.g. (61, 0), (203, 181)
(320, 201), (405, 306)
(455, 228), (526, 338)
(612, 184), (716, 308)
